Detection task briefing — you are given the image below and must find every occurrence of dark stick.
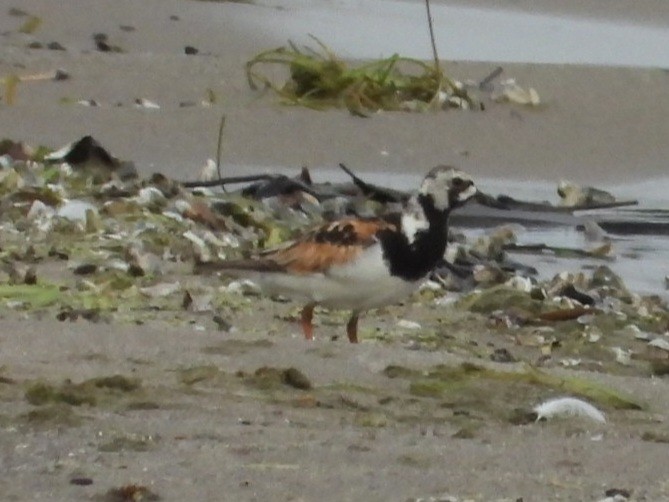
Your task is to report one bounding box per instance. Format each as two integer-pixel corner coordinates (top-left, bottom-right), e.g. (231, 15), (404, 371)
(479, 66), (503, 90)
(425, 0), (441, 73)
(338, 163), (408, 203)
(181, 174), (278, 188)
(215, 114), (226, 181)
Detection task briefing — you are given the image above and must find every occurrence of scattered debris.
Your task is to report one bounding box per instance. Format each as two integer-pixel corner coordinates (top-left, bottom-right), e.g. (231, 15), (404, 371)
(70, 477), (94, 486)
(101, 484), (160, 502)
(93, 33), (123, 53)
(492, 78), (540, 106)
(558, 180), (617, 207)
(45, 135), (137, 180)
(241, 366), (312, 391)
(134, 98), (160, 109)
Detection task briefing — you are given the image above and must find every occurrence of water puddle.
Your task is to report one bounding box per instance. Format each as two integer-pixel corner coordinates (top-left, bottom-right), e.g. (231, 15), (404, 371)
(468, 177), (669, 299)
(246, 0), (669, 67)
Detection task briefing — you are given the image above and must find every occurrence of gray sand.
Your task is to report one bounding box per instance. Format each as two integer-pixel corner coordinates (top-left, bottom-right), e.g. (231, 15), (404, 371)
(1, 1), (669, 501)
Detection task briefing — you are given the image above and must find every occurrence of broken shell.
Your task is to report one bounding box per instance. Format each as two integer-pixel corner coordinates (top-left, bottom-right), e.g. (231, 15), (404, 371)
(27, 200), (53, 220)
(505, 275), (533, 293)
(183, 230), (211, 262)
(397, 319), (421, 330)
(585, 326), (602, 343)
(135, 187), (167, 207)
(648, 338), (669, 352)
(472, 264), (507, 285)
(222, 280), (261, 296)
(557, 180), (616, 208)
(618, 324), (651, 340)
(493, 79), (541, 106)
(134, 98), (160, 109)
(611, 347), (632, 365)
(140, 281), (181, 298)
(57, 200), (98, 222)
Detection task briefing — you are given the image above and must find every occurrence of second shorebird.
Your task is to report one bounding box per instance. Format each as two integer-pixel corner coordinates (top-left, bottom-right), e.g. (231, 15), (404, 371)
(196, 165), (477, 342)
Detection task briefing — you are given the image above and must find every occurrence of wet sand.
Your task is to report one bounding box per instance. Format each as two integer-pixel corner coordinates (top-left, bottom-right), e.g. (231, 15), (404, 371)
(1, 0), (669, 184)
(1, 1), (669, 501)
(443, 0), (669, 26)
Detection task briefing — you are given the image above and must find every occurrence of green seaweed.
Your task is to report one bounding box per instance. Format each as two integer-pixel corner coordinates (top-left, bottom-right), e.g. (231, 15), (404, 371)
(246, 36), (473, 115)
(25, 375), (142, 408)
(0, 283), (61, 308)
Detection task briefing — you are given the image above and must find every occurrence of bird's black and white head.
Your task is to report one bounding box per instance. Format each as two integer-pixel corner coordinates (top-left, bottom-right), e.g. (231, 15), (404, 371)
(418, 165), (477, 212)
(399, 165), (476, 247)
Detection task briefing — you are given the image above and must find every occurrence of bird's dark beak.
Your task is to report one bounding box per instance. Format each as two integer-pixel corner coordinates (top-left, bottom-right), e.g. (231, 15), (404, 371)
(454, 180), (477, 205)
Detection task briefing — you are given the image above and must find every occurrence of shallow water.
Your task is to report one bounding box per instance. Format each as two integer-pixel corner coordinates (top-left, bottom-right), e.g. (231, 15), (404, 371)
(470, 178), (668, 299)
(246, 0), (669, 68)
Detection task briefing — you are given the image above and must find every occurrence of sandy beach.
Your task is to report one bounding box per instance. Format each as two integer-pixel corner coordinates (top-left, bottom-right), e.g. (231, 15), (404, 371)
(1, 1), (669, 501)
(2, 0), (669, 184)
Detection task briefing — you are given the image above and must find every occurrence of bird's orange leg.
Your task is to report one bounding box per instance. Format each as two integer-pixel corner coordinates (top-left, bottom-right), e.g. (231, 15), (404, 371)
(300, 304), (316, 340)
(346, 312), (360, 343)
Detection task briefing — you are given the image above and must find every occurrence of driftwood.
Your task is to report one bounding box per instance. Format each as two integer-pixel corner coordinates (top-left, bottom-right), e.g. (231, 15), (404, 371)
(503, 243), (614, 261)
(476, 192), (638, 213)
(177, 163), (663, 237)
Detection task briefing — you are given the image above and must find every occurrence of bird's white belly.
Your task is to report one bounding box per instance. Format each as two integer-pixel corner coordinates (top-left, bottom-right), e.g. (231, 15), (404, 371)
(253, 244), (422, 311)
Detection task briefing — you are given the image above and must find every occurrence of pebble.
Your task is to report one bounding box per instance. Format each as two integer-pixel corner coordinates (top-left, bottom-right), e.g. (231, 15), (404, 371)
(397, 319), (421, 330)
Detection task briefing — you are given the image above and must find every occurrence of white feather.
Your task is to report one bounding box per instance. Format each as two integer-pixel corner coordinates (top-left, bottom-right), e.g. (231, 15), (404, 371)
(400, 207), (429, 243)
(534, 397), (606, 424)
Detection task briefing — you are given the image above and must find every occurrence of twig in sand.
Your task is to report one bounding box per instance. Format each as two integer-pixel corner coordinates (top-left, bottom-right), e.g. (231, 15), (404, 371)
(478, 66), (504, 91)
(215, 114), (226, 184)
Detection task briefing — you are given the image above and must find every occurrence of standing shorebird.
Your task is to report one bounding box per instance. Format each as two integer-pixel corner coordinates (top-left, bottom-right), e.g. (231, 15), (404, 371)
(196, 165), (477, 342)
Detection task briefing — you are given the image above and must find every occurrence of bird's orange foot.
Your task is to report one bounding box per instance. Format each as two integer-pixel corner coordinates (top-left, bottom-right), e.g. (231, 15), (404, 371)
(346, 313), (359, 343)
(301, 304), (315, 340)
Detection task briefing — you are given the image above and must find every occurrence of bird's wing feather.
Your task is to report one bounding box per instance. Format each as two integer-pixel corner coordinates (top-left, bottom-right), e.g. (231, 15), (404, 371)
(194, 217), (397, 275)
(262, 217), (397, 274)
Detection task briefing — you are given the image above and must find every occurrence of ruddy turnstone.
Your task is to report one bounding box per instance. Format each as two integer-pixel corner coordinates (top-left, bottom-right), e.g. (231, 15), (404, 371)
(196, 165), (476, 342)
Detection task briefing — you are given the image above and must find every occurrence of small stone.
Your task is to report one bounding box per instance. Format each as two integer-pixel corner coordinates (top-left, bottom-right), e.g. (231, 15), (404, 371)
(70, 477), (93, 486)
(604, 487), (631, 498)
(283, 368), (312, 390)
(490, 347), (516, 363)
(72, 263), (98, 276)
(212, 316), (233, 331)
(47, 41), (66, 51)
